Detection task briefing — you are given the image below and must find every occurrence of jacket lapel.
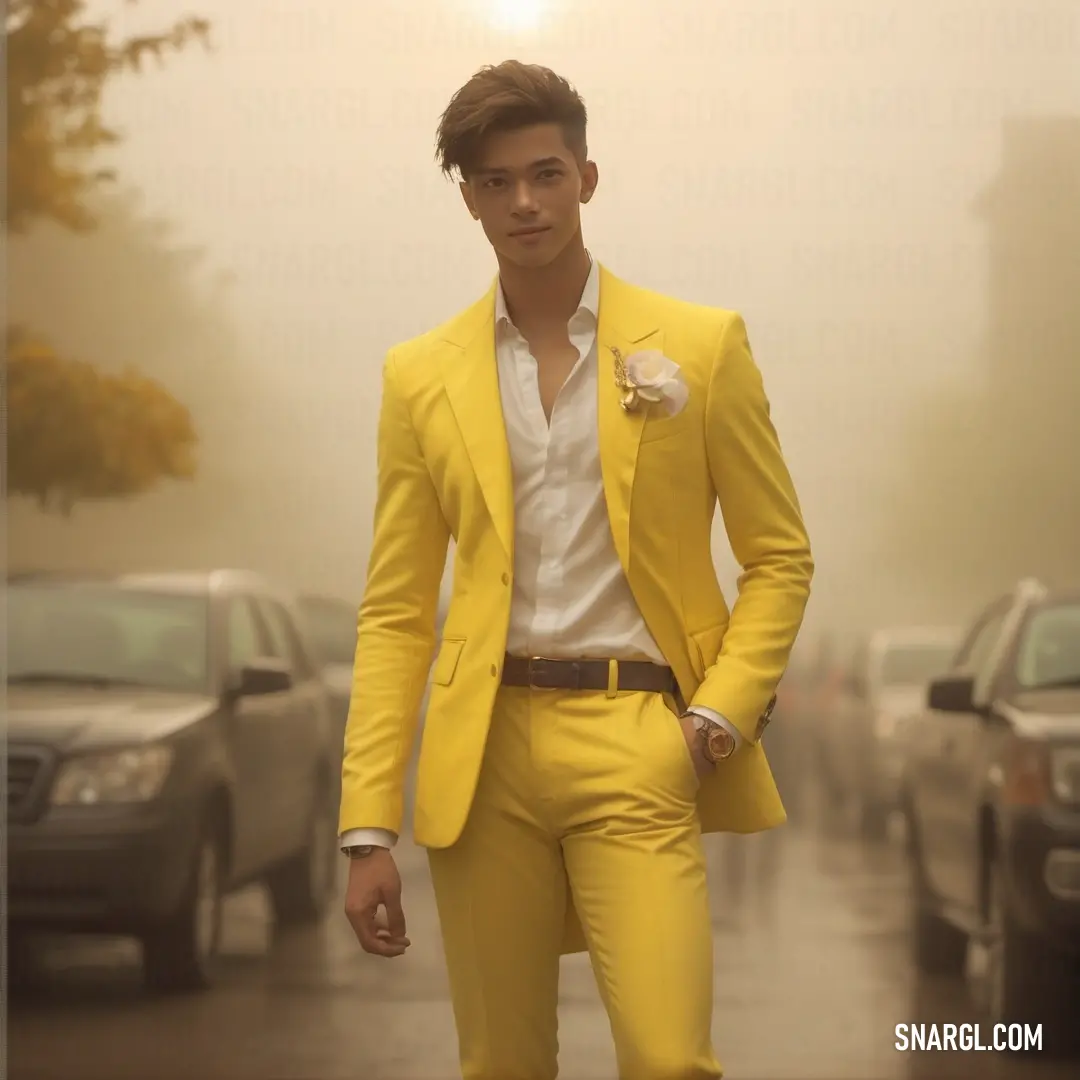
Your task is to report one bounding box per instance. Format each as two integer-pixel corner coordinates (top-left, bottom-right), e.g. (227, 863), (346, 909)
(596, 267), (664, 575)
(439, 266), (662, 567)
(441, 281), (515, 558)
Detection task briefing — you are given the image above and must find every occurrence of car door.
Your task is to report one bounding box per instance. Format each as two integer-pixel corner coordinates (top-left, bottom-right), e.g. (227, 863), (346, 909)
(252, 596), (326, 855)
(919, 603), (1010, 903)
(222, 594), (293, 875)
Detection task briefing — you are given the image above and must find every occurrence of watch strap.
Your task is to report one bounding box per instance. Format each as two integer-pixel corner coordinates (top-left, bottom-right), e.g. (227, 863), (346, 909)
(688, 711), (710, 732)
(341, 843), (377, 859)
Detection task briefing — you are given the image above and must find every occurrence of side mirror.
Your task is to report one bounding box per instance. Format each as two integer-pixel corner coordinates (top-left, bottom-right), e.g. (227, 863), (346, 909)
(235, 658), (292, 698)
(927, 674), (976, 714)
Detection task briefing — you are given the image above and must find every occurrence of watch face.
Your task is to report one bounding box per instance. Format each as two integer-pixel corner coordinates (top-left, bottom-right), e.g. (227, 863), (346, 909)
(343, 844), (374, 859)
(707, 727), (735, 759)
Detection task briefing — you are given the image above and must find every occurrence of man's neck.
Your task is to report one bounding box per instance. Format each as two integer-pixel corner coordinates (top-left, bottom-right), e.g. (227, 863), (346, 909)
(497, 234), (592, 328)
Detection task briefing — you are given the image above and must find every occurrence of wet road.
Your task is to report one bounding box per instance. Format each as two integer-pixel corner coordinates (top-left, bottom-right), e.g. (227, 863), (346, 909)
(7, 816), (1078, 1080)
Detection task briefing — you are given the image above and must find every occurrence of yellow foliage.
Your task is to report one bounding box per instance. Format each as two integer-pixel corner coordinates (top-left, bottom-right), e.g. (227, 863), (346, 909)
(6, 0), (210, 232)
(6, 4), (210, 510)
(7, 327), (197, 514)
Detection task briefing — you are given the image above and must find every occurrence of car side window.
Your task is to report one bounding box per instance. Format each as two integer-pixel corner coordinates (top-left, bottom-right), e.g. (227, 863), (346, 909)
(256, 599), (314, 680)
(955, 609), (1009, 679)
(227, 597), (264, 671)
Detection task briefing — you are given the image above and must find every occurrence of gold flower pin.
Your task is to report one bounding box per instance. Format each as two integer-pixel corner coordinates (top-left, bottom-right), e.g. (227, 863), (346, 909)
(610, 347), (689, 417)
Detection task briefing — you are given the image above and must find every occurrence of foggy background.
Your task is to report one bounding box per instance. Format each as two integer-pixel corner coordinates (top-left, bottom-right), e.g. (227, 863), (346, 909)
(8, 0), (1079, 651)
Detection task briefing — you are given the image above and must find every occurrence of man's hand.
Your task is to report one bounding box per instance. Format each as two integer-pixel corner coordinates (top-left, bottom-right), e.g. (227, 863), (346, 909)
(678, 713), (715, 781)
(344, 848), (411, 958)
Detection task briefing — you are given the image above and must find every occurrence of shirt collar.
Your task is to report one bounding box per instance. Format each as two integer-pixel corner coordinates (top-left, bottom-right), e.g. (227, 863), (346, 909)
(495, 254), (599, 337)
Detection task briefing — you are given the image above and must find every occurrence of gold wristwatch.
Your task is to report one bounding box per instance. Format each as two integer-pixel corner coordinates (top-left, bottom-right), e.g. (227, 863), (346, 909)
(688, 713), (737, 763)
(341, 844), (377, 859)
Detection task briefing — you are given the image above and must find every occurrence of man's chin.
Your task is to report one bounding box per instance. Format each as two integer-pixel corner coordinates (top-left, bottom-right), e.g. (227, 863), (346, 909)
(499, 246), (561, 270)
(497, 232), (568, 269)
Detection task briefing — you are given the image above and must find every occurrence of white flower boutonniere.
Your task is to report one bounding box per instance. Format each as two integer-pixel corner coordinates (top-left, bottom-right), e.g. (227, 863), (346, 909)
(611, 347), (689, 417)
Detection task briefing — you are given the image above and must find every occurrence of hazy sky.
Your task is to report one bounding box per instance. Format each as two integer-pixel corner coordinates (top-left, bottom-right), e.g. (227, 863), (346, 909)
(10, 0), (1079, 640)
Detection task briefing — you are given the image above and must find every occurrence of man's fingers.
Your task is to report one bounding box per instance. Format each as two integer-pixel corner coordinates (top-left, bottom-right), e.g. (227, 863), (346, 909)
(383, 892), (408, 941)
(344, 858), (409, 959)
(372, 909), (411, 951)
(347, 903), (410, 958)
(677, 715), (714, 781)
(352, 911), (408, 957)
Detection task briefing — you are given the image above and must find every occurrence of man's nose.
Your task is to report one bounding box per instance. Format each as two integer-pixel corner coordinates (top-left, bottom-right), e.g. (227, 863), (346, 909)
(510, 180), (540, 213)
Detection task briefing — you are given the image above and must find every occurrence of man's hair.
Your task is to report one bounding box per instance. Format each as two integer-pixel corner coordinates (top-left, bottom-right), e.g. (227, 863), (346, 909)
(435, 60), (587, 179)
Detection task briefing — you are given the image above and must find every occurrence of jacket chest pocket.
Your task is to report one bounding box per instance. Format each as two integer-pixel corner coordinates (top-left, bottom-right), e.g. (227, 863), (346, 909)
(638, 408), (696, 448)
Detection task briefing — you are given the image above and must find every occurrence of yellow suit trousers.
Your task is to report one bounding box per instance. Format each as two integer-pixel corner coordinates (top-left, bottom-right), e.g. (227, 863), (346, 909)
(427, 687), (725, 1080)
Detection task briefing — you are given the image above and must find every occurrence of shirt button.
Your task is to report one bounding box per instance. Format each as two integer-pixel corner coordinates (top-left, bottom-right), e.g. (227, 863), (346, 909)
(490, 664), (499, 677)
(501, 572), (510, 585)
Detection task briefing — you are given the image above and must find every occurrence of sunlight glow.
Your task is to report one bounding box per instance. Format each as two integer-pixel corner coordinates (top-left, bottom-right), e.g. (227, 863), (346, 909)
(491, 0), (545, 31)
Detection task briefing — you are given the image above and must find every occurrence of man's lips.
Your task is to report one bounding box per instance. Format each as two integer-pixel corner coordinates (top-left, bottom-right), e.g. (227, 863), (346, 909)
(510, 226), (550, 237)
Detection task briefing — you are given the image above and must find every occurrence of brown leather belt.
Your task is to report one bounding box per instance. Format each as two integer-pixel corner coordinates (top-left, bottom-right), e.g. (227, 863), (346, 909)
(501, 654), (677, 694)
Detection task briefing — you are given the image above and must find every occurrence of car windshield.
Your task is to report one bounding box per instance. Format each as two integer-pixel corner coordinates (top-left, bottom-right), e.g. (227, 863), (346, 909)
(297, 599), (357, 667)
(879, 643), (955, 687)
(7, 581), (210, 694)
(1015, 602), (1080, 690)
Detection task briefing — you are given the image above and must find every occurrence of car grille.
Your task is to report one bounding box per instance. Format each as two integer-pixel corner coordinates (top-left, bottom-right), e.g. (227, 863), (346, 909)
(8, 748), (52, 823)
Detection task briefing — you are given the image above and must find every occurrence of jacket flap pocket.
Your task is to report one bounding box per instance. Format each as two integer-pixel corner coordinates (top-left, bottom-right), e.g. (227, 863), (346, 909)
(431, 637), (466, 686)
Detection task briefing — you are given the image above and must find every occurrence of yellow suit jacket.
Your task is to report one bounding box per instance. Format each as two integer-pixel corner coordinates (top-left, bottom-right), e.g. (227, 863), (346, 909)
(341, 265), (813, 951)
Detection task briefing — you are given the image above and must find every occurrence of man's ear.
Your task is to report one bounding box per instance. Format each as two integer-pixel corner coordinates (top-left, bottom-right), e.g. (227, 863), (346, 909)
(580, 160), (599, 204)
(459, 180), (480, 220)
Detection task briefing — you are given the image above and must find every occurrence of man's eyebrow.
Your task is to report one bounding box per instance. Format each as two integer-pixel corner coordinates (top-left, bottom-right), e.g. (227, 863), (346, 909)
(471, 156), (567, 176)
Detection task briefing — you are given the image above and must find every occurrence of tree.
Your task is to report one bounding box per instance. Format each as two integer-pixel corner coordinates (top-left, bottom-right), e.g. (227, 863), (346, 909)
(6, 0), (210, 512)
(7, 326), (197, 514)
(10, 187), (242, 450)
(6, 0), (210, 233)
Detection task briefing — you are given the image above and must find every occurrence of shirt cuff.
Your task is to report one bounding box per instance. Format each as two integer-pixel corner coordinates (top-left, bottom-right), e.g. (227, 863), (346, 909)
(340, 827), (397, 849)
(686, 706), (744, 749)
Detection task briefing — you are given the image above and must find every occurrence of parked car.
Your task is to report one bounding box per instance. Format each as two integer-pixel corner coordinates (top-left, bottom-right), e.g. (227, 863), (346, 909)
(900, 578), (1080, 1042)
(6, 570), (340, 992)
(819, 626), (959, 836)
(296, 594), (357, 756)
(297, 584), (451, 743)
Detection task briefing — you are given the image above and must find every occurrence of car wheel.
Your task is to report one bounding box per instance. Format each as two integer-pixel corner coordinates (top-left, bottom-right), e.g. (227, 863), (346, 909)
(971, 860), (1080, 1054)
(907, 820), (967, 976)
(266, 786), (338, 927)
(142, 817), (225, 993)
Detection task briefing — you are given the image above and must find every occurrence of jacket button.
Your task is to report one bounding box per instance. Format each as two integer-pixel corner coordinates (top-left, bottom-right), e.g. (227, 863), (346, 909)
(490, 664), (498, 677)
(501, 572), (509, 585)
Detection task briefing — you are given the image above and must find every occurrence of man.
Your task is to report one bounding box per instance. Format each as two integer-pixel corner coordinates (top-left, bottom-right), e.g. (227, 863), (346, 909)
(340, 60), (813, 1080)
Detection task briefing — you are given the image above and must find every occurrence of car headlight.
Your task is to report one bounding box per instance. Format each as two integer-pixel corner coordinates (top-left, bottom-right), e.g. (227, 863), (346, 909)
(1049, 746), (1080, 805)
(51, 745), (174, 806)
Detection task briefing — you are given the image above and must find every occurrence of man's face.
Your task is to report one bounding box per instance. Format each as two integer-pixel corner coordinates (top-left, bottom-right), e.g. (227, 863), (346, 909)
(460, 122), (598, 268)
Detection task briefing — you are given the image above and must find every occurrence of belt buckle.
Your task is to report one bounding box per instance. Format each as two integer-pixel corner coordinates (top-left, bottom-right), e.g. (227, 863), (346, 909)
(527, 656), (580, 691)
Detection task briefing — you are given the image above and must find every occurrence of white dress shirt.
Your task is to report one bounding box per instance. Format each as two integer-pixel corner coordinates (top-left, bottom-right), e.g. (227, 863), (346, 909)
(341, 258), (740, 850)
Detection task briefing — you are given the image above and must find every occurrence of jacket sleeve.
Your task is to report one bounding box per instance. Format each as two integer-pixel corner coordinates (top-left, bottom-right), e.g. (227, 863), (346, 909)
(339, 350), (450, 834)
(688, 313), (813, 743)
